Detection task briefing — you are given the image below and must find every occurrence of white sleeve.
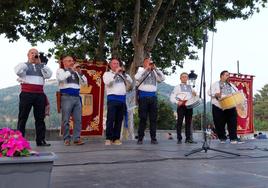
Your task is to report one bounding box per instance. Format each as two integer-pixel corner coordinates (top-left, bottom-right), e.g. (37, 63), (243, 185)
(170, 85), (180, 104)
(154, 69), (165, 82)
(135, 68), (150, 85)
(103, 72), (115, 87)
(14, 63), (28, 77)
(208, 82), (220, 97)
(41, 65), (53, 79)
(125, 74), (133, 85)
(56, 68), (72, 82)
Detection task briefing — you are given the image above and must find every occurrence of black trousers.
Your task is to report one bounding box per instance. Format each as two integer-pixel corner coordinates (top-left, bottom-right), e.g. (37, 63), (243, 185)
(105, 100), (125, 141)
(212, 105), (238, 140)
(177, 106), (193, 141)
(138, 96), (157, 140)
(17, 92), (46, 143)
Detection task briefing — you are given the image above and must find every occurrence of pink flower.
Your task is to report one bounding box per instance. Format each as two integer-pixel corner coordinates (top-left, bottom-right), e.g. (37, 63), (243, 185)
(0, 127), (32, 157)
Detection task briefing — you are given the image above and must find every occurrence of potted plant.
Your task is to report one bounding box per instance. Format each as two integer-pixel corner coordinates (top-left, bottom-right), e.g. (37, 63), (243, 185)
(0, 128), (56, 188)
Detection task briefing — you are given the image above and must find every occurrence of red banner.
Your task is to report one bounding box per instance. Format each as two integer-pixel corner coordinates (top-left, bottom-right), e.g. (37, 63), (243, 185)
(60, 60), (107, 136)
(229, 73), (254, 135)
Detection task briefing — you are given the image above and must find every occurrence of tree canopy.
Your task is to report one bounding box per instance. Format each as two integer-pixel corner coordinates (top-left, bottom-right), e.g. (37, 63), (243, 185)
(254, 84), (268, 121)
(0, 0), (267, 74)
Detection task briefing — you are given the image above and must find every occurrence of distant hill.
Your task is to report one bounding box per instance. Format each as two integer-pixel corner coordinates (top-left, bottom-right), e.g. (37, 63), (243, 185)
(0, 80), (176, 129)
(0, 80), (60, 129)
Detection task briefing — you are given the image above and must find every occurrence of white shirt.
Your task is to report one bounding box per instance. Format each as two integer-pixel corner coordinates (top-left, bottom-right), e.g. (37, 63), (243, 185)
(135, 67), (165, 92)
(103, 70), (133, 95)
(14, 62), (52, 85)
(56, 68), (87, 89)
(170, 83), (195, 104)
(208, 81), (238, 108)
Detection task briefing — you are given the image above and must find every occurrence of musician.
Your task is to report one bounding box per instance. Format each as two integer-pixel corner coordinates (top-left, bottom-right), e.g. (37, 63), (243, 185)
(14, 48), (52, 146)
(56, 55), (87, 146)
(135, 57), (165, 144)
(170, 72), (197, 144)
(103, 59), (133, 145)
(208, 70), (243, 144)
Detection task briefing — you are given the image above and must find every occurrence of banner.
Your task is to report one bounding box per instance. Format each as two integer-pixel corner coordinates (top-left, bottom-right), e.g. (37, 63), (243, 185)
(229, 73), (254, 135)
(60, 60), (107, 136)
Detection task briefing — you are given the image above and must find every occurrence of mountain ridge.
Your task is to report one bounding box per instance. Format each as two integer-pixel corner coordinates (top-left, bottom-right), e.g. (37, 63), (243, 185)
(0, 81), (175, 128)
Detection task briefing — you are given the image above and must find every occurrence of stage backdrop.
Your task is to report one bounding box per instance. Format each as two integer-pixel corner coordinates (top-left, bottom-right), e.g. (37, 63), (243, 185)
(60, 60), (107, 136)
(229, 73), (254, 135)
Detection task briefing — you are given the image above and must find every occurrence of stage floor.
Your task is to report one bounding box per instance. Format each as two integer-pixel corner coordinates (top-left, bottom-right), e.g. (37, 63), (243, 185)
(32, 137), (268, 188)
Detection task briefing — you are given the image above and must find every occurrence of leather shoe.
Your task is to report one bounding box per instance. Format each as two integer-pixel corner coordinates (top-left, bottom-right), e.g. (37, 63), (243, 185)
(36, 140), (51, 147)
(73, 140), (85, 145)
(185, 139), (197, 144)
(137, 140), (143, 145)
(151, 139), (158, 144)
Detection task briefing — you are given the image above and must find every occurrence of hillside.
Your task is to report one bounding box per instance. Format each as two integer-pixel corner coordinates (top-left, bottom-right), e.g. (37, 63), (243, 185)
(0, 81), (175, 129)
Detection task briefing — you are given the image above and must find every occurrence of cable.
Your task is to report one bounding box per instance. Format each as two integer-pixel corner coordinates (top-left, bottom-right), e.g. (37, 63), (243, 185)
(51, 145), (268, 168)
(53, 153), (268, 167)
(237, 145), (268, 152)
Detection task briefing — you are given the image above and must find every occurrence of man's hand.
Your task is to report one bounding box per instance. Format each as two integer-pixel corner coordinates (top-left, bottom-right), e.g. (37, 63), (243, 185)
(215, 93), (221, 100)
(115, 67), (123, 74)
(178, 100), (187, 106)
(73, 63), (82, 74)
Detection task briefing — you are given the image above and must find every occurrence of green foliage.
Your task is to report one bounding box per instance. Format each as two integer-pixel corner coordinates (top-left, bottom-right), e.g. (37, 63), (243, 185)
(0, 82), (61, 129)
(134, 98), (176, 130)
(254, 119), (268, 131)
(157, 99), (176, 130)
(1, 0), (266, 71)
(192, 112), (214, 131)
(254, 84), (268, 130)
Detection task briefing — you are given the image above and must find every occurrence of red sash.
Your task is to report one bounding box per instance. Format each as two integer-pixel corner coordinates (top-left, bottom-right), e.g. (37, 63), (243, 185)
(21, 83), (44, 93)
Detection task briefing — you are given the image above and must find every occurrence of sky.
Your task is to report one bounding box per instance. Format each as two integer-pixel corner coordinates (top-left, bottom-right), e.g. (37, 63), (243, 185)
(0, 7), (268, 96)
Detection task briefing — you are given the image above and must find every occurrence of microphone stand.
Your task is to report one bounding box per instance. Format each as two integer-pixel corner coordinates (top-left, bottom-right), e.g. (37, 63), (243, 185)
(184, 29), (240, 157)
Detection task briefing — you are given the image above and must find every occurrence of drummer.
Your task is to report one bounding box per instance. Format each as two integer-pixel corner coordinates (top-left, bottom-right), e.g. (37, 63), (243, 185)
(170, 72), (197, 144)
(208, 70), (243, 144)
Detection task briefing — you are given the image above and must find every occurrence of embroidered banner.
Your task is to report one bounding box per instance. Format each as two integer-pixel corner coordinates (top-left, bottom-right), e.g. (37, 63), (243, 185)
(229, 73), (254, 134)
(60, 60), (107, 136)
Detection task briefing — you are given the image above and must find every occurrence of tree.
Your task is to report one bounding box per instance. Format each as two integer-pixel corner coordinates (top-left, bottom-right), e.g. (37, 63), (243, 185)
(254, 84), (268, 130)
(192, 112), (213, 131)
(133, 98), (176, 130)
(0, 0), (267, 74)
(157, 99), (176, 130)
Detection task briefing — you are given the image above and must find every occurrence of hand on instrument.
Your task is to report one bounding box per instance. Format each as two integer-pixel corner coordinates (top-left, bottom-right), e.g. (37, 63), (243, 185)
(115, 67), (123, 74)
(145, 66), (152, 71)
(178, 100), (187, 106)
(215, 93), (221, 100)
(150, 63), (156, 70)
(192, 91), (197, 96)
(73, 63), (82, 74)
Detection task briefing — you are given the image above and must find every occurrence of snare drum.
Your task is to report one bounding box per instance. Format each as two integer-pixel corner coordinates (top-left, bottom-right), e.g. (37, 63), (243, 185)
(185, 96), (202, 109)
(219, 91), (245, 110)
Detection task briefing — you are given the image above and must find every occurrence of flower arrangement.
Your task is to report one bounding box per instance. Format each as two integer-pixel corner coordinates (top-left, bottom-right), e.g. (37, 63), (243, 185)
(0, 128), (32, 157)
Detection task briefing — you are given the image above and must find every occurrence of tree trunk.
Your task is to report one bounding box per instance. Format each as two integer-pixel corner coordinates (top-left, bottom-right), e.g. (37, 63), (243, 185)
(130, 0), (164, 77)
(95, 20), (106, 60)
(130, 44), (144, 77)
(111, 19), (123, 59)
